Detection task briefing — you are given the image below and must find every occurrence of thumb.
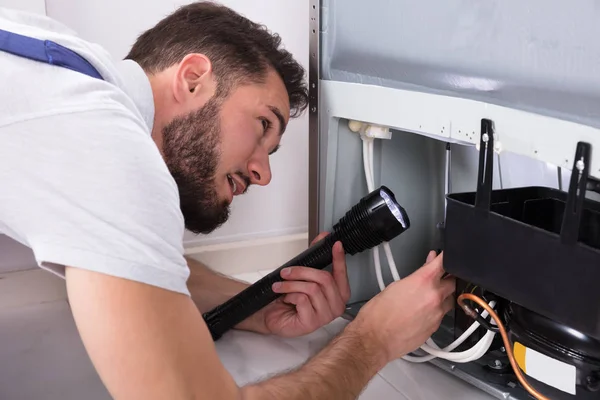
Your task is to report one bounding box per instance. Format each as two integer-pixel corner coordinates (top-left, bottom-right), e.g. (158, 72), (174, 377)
(425, 250), (437, 264)
(421, 251), (445, 279)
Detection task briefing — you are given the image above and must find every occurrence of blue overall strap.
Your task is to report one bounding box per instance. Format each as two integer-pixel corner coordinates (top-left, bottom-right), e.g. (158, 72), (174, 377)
(0, 28), (103, 80)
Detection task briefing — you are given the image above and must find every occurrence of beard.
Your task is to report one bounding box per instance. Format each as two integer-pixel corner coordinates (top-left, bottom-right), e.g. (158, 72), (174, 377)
(161, 96), (230, 234)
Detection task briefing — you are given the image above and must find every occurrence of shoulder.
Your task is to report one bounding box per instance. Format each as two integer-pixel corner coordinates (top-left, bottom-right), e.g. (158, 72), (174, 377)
(0, 107), (189, 295)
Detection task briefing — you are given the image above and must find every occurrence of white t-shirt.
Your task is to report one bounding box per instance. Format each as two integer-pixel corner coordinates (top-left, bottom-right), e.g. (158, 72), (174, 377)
(0, 8), (191, 295)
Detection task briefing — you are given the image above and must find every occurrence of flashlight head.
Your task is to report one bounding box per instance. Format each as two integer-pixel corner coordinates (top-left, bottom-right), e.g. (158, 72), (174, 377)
(369, 186), (410, 240)
(333, 185), (410, 255)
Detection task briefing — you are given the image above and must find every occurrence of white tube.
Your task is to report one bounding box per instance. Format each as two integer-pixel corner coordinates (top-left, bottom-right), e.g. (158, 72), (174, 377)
(361, 139), (386, 291)
(373, 247), (386, 291)
(383, 242), (401, 281)
(401, 302), (496, 363)
(367, 140), (402, 283)
(362, 140), (374, 191)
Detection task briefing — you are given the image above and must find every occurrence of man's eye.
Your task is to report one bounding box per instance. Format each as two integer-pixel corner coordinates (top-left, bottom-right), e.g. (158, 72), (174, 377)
(261, 118), (270, 132)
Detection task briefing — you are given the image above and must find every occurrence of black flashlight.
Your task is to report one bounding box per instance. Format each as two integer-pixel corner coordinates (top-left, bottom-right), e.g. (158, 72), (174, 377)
(202, 185), (410, 340)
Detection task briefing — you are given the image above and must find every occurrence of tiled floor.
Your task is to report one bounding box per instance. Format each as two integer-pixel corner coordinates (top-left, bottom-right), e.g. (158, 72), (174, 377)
(0, 270), (494, 399)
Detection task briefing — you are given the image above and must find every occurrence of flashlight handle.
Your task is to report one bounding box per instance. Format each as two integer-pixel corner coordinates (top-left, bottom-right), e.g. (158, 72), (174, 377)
(202, 234), (338, 340)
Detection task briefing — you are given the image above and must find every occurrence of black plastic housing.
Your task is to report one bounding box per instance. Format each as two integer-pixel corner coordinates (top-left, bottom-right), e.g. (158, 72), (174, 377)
(443, 119), (600, 341)
(203, 186), (410, 340)
(506, 303), (600, 397)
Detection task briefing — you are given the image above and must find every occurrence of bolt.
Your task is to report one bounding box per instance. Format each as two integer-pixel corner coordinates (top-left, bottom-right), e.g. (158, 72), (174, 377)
(488, 359), (504, 370)
(482, 133), (489, 143)
(576, 158), (585, 172)
(500, 346), (506, 353)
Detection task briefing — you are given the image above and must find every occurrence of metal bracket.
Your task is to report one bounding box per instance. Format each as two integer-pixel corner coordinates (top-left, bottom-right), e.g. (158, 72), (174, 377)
(560, 141), (591, 245)
(475, 119), (495, 211)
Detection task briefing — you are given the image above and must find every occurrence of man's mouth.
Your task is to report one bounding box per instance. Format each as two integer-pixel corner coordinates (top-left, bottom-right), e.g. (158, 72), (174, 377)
(227, 174), (246, 196)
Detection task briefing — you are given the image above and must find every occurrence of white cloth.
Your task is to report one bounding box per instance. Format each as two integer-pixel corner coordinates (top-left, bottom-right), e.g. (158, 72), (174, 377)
(0, 7), (190, 295)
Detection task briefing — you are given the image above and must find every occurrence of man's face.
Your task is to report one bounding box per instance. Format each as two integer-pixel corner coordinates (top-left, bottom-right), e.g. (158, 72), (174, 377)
(161, 69), (290, 234)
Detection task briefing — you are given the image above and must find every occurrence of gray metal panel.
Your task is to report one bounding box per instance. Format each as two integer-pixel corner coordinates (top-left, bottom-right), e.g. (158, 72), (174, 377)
(321, 0), (600, 129)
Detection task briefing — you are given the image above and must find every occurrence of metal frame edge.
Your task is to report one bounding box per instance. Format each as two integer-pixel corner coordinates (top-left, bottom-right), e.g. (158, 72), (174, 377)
(308, 0), (321, 243)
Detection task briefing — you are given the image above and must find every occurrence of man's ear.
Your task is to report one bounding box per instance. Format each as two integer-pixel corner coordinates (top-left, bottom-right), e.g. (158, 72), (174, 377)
(173, 53), (217, 105)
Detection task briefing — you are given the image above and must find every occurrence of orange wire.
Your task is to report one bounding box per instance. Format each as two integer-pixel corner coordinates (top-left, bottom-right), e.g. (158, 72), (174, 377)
(457, 293), (551, 400)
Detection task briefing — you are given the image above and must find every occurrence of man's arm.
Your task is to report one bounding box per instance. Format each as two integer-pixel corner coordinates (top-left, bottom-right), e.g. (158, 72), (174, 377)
(186, 256), (250, 312)
(65, 251), (454, 400)
(185, 256), (265, 332)
(185, 232), (350, 336)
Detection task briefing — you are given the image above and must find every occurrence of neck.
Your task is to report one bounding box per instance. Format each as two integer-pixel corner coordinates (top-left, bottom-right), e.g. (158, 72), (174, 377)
(146, 72), (172, 153)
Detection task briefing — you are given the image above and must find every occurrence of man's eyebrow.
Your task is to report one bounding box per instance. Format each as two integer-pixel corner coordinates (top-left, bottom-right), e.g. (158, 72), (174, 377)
(269, 106), (287, 136)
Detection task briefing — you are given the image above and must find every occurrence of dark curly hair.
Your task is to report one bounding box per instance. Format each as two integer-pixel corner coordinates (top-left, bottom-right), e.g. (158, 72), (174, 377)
(125, 1), (308, 118)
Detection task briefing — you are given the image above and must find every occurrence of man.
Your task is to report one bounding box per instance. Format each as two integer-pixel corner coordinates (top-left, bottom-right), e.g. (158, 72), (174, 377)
(0, 2), (456, 399)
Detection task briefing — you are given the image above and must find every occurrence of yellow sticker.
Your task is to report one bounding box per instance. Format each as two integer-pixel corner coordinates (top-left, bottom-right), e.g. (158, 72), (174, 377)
(513, 341), (576, 395)
(513, 342), (527, 373)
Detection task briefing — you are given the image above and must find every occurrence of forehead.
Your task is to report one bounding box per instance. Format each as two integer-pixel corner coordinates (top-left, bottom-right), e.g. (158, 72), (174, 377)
(226, 70), (290, 121)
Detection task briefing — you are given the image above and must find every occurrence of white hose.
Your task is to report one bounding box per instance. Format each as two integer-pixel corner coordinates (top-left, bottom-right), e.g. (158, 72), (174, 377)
(401, 302), (497, 363)
(362, 139), (386, 291)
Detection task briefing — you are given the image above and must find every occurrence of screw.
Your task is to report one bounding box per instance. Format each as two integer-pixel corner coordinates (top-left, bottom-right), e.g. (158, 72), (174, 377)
(488, 359), (504, 370)
(482, 133), (489, 143)
(576, 158), (585, 172)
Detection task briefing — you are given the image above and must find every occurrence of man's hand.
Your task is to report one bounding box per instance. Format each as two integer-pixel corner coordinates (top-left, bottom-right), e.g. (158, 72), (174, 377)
(352, 251), (456, 362)
(252, 232), (351, 338)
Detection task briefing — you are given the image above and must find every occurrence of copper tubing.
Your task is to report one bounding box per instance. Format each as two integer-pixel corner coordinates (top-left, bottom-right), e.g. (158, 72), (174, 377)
(457, 293), (551, 400)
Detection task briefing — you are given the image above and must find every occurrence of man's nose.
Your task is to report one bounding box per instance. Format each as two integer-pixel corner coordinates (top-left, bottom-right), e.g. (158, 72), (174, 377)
(248, 152), (272, 186)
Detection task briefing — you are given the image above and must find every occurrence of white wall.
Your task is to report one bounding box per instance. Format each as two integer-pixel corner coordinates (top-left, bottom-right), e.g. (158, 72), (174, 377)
(0, 0), (45, 13)
(45, 0), (310, 247)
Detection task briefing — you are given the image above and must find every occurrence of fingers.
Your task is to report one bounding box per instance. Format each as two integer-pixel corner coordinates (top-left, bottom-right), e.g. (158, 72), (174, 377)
(441, 294), (455, 315)
(425, 250), (437, 263)
(273, 278), (334, 321)
(331, 241), (351, 303)
(282, 293), (315, 323)
(276, 263), (347, 318)
(420, 251), (446, 280)
(310, 231), (330, 246)
(440, 275), (456, 298)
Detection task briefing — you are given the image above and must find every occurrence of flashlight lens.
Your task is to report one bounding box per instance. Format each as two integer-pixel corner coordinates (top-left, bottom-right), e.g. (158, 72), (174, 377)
(381, 188), (408, 228)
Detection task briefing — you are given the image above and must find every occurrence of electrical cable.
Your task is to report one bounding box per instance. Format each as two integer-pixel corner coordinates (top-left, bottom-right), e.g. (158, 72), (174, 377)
(402, 301), (496, 363)
(362, 138), (386, 292)
(362, 136), (401, 286)
(358, 127), (496, 364)
(366, 138), (402, 283)
(458, 294), (551, 400)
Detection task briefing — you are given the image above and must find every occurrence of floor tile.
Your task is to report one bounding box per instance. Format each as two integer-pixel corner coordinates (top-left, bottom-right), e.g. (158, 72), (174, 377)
(0, 301), (110, 400)
(378, 358), (494, 399)
(360, 374), (409, 399)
